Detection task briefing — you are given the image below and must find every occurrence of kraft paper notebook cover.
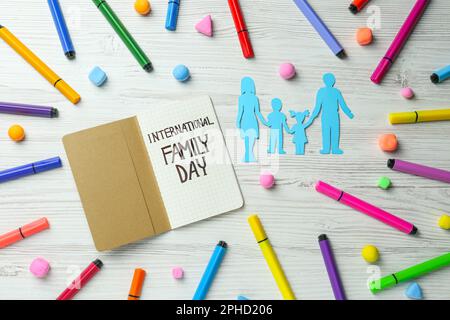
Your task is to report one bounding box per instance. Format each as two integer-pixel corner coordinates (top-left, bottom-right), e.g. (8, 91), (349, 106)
(63, 96), (243, 251)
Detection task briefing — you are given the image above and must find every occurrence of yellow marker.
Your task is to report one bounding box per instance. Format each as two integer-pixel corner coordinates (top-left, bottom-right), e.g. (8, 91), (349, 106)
(389, 109), (450, 124)
(0, 25), (80, 104)
(248, 214), (296, 300)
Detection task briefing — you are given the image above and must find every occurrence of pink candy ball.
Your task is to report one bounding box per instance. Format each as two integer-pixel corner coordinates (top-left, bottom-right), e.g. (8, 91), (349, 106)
(29, 257), (50, 278)
(279, 63), (296, 80)
(260, 172), (275, 189)
(400, 87), (414, 99)
(172, 267), (184, 279)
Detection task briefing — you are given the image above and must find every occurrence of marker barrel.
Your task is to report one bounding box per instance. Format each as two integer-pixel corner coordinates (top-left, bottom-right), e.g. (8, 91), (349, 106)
(389, 109), (450, 124)
(318, 234), (346, 300)
(93, 0), (152, 72)
(128, 268), (146, 300)
(48, 0), (76, 59)
(165, 0), (180, 31)
(0, 101), (58, 118)
(57, 259), (103, 300)
(369, 252), (450, 293)
(316, 181), (417, 235)
(388, 159), (450, 184)
(228, 0), (254, 58)
(193, 241), (227, 300)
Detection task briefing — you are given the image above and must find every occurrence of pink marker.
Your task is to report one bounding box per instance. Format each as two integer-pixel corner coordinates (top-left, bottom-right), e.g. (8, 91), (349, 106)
(371, 0), (430, 84)
(315, 181), (417, 235)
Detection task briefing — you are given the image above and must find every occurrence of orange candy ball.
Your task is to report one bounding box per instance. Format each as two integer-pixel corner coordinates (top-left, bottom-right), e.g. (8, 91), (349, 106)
(134, 0), (151, 16)
(378, 134), (398, 152)
(356, 27), (373, 46)
(8, 124), (26, 142)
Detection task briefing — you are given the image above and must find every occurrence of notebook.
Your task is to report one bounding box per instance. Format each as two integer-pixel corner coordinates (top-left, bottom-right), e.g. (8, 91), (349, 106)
(63, 96), (243, 251)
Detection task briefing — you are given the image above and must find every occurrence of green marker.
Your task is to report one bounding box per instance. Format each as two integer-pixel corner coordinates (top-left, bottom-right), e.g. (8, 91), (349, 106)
(369, 252), (450, 294)
(92, 0), (152, 72)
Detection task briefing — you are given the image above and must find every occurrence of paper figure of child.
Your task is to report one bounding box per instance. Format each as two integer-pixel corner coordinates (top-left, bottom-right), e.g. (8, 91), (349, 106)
(265, 98), (291, 154)
(289, 110), (310, 155)
(236, 77), (269, 162)
(304, 73), (354, 155)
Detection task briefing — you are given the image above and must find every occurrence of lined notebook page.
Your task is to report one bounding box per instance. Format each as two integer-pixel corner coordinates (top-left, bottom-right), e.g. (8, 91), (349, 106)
(137, 96), (243, 229)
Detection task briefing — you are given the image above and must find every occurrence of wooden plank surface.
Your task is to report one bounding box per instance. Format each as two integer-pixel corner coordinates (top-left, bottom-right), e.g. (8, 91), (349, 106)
(0, 0), (449, 300)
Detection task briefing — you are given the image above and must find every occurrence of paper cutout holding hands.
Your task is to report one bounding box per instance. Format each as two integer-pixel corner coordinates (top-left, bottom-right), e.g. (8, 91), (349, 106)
(289, 110), (310, 155)
(264, 98), (291, 154)
(305, 73), (354, 154)
(236, 77), (269, 162)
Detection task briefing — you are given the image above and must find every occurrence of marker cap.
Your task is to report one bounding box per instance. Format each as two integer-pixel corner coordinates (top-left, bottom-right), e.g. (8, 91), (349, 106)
(369, 275), (397, 294)
(371, 58), (392, 84)
(33, 157), (62, 173)
(128, 268), (146, 300)
(389, 112), (416, 124)
(248, 215), (267, 242)
(21, 218), (50, 237)
(55, 80), (81, 104)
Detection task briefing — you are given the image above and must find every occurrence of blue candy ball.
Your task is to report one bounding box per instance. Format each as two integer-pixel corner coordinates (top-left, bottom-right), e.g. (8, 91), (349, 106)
(172, 64), (190, 82)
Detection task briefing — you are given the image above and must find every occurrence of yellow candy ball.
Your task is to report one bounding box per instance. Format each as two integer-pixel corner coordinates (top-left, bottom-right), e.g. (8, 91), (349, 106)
(361, 245), (379, 263)
(438, 214), (450, 230)
(8, 124), (25, 142)
(134, 0), (151, 15)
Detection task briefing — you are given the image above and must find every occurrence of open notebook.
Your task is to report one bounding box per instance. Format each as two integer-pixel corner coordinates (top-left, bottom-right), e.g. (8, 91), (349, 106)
(63, 96), (243, 251)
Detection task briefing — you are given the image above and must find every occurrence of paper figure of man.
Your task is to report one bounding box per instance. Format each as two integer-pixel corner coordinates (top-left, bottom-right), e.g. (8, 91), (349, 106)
(305, 73), (354, 154)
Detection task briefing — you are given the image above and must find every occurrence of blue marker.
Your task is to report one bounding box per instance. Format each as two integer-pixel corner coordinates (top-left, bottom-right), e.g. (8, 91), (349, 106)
(0, 157), (62, 183)
(193, 241), (227, 300)
(431, 65), (450, 84)
(165, 0), (180, 31)
(48, 0), (75, 59)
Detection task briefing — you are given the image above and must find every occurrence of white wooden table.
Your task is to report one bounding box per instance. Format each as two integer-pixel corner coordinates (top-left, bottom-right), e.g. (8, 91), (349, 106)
(0, 0), (449, 300)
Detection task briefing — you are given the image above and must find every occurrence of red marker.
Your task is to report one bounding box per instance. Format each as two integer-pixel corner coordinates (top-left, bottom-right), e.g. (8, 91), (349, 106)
(349, 0), (371, 14)
(228, 0), (254, 58)
(57, 259), (103, 300)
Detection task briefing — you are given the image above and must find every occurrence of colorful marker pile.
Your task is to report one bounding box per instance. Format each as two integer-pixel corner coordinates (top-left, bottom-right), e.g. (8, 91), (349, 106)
(0, 0), (449, 300)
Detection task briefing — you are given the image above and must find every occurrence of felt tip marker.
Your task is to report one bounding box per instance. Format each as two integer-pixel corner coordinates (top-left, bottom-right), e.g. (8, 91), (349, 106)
(165, 0), (180, 31)
(0, 25), (80, 104)
(349, 0), (371, 14)
(371, 0), (430, 84)
(388, 159), (450, 184)
(56, 259), (103, 300)
(228, 0), (254, 59)
(431, 65), (450, 84)
(92, 0), (153, 72)
(315, 181), (417, 235)
(0, 101), (58, 118)
(318, 234), (346, 300)
(389, 109), (450, 124)
(369, 252), (450, 294)
(293, 0), (345, 58)
(248, 215), (296, 300)
(193, 241), (227, 300)
(48, 0), (76, 59)
(0, 218), (49, 249)
(0, 157), (62, 184)
(128, 268), (146, 300)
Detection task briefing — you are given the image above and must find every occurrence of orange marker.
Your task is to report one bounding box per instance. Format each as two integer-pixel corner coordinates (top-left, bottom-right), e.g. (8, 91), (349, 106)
(0, 25), (80, 104)
(128, 268), (146, 300)
(0, 218), (49, 248)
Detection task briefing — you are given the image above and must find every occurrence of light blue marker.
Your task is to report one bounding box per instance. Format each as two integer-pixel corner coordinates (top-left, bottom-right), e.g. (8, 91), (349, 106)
(193, 241), (227, 300)
(431, 65), (450, 84)
(165, 0), (180, 31)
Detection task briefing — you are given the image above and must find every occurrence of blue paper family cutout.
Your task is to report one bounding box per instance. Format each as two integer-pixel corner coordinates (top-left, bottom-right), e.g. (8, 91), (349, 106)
(236, 73), (354, 162)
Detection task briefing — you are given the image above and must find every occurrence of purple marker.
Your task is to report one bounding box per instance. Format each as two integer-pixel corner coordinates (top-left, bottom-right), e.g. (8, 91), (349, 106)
(293, 0), (345, 58)
(0, 101), (58, 118)
(318, 234), (346, 300)
(388, 159), (450, 184)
